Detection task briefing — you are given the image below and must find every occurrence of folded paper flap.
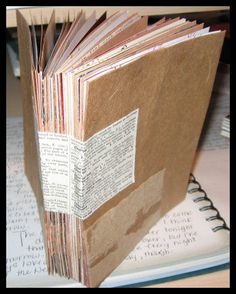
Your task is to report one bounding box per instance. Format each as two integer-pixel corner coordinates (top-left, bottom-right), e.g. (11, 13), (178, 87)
(16, 10), (45, 233)
(83, 170), (165, 287)
(83, 31), (225, 229)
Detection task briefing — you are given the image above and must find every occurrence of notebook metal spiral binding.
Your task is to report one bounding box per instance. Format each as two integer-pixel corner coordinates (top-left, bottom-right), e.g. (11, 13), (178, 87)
(188, 174), (230, 233)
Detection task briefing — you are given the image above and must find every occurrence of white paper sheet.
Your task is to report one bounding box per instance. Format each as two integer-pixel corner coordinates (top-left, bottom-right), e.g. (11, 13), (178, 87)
(7, 117), (229, 288)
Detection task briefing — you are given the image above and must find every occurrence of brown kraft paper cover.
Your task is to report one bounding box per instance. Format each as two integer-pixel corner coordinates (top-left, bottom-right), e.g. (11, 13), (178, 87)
(81, 32), (225, 287)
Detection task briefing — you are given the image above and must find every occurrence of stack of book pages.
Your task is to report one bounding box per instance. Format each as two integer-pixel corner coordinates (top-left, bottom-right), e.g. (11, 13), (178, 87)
(16, 9), (225, 287)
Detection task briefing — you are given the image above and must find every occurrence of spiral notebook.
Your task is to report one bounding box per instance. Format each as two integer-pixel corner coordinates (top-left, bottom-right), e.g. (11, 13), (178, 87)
(6, 117), (229, 287)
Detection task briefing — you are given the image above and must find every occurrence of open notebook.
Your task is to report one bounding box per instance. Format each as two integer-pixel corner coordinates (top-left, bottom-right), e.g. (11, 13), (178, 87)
(6, 118), (229, 288)
(16, 9), (225, 287)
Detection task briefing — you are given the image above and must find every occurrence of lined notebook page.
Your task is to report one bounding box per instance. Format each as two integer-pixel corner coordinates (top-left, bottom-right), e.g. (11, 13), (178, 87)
(6, 117), (229, 287)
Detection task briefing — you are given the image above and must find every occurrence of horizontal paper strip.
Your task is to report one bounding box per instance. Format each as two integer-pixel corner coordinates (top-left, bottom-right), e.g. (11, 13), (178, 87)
(38, 109), (139, 219)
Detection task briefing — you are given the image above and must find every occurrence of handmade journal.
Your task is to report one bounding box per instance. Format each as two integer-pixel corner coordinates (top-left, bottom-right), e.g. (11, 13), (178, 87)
(16, 9), (225, 287)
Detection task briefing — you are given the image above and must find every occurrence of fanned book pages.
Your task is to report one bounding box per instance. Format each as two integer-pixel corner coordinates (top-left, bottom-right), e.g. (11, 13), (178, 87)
(6, 118), (230, 287)
(16, 9), (226, 287)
